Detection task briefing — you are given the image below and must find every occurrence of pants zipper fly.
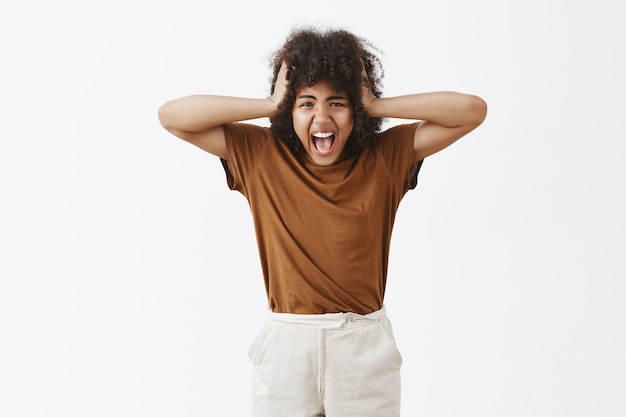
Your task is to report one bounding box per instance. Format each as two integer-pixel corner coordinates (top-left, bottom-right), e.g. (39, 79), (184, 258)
(318, 328), (326, 396)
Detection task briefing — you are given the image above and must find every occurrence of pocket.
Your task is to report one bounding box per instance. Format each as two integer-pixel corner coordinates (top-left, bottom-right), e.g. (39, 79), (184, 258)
(379, 317), (403, 367)
(248, 319), (271, 364)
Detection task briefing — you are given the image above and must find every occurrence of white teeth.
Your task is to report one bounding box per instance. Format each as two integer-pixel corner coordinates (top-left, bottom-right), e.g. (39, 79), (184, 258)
(313, 132), (333, 138)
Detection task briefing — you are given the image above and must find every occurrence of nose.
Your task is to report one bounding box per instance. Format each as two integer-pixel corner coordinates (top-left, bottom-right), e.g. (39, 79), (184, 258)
(313, 105), (331, 122)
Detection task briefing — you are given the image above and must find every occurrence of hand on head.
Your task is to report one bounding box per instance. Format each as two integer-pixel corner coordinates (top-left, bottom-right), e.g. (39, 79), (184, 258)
(269, 62), (289, 109)
(360, 61), (377, 109)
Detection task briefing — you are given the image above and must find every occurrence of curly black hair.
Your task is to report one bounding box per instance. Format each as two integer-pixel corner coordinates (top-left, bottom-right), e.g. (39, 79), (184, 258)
(269, 27), (385, 159)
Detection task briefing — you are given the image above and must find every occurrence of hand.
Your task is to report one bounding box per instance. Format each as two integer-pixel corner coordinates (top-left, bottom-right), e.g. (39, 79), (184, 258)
(360, 62), (377, 109)
(269, 62), (289, 108)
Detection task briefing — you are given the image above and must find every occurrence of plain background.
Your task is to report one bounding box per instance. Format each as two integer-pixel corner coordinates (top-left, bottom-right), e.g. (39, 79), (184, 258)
(1, 0), (624, 416)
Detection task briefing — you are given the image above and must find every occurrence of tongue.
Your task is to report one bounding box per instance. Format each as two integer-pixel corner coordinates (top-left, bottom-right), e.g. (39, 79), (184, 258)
(315, 137), (333, 153)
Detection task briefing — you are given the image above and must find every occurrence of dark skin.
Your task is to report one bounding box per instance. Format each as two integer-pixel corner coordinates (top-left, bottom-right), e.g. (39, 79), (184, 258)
(158, 62), (487, 165)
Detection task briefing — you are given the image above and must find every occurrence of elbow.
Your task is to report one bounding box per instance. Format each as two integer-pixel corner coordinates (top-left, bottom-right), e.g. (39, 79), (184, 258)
(157, 101), (174, 130)
(467, 95), (488, 126)
(158, 99), (184, 132)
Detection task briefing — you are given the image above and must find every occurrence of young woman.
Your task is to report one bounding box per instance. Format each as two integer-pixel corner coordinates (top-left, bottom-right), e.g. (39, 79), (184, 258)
(159, 27), (487, 417)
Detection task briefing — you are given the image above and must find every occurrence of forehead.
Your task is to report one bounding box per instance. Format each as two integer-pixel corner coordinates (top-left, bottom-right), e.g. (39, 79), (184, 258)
(295, 79), (348, 98)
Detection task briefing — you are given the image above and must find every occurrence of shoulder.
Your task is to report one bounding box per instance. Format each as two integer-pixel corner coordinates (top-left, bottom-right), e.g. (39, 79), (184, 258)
(371, 122), (420, 154)
(377, 123), (420, 140)
(223, 122), (274, 157)
(223, 122), (272, 141)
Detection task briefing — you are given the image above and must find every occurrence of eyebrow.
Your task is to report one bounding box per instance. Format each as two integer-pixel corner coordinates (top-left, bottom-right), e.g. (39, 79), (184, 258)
(296, 94), (349, 101)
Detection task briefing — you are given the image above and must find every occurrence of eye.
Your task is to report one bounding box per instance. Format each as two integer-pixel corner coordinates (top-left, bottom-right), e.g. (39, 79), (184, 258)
(330, 102), (345, 107)
(299, 101), (314, 108)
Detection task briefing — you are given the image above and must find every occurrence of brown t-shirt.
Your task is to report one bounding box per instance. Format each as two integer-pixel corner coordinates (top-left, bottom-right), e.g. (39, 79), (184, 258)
(221, 122), (422, 314)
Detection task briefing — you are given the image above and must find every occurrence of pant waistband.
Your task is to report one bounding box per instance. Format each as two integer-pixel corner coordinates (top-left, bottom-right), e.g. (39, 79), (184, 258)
(266, 306), (387, 329)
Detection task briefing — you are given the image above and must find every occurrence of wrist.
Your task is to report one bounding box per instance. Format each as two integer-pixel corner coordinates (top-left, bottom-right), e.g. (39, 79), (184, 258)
(364, 96), (382, 117)
(266, 96), (281, 116)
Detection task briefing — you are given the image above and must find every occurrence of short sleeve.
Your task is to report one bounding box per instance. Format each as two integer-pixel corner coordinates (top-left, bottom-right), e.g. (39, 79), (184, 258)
(375, 123), (423, 194)
(220, 122), (272, 194)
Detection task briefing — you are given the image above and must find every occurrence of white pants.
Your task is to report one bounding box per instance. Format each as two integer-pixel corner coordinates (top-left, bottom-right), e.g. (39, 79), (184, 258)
(248, 306), (402, 417)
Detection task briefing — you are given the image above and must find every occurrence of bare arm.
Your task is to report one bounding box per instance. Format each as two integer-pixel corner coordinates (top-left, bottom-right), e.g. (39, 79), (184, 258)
(364, 90), (487, 162)
(158, 65), (288, 159)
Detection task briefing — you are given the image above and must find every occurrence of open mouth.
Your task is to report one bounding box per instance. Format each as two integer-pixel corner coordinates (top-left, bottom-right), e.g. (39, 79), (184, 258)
(312, 131), (336, 156)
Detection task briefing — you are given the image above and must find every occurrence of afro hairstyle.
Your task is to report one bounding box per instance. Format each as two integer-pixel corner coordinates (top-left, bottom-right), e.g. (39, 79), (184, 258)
(268, 27), (385, 159)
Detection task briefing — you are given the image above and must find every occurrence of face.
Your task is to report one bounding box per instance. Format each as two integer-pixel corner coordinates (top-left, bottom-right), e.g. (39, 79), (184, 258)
(292, 79), (354, 166)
